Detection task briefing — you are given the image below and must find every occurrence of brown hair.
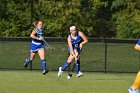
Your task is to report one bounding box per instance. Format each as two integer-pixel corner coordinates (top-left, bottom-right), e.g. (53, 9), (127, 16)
(32, 20), (42, 28)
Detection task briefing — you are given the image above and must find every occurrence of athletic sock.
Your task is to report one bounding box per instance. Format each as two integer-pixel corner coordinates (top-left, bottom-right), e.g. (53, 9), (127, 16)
(75, 60), (80, 74)
(132, 71), (140, 89)
(25, 57), (31, 64)
(41, 59), (46, 70)
(61, 61), (69, 71)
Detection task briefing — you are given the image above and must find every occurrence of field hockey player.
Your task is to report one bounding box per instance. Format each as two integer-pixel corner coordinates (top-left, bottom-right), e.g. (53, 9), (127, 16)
(57, 26), (88, 78)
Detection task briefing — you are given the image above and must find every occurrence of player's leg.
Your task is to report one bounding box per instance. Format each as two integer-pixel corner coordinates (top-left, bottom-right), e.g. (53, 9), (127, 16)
(58, 54), (75, 77)
(132, 71), (140, 88)
(129, 71), (140, 93)
(74, 50), (83, 77)
(38, 49), (48, 75)
(24, 52), (36, 69)
(24, 43), (37, 69)
(75, 55), (83, 77)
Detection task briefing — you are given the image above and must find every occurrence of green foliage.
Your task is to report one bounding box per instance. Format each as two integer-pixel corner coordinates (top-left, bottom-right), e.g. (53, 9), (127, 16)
(0, 0), (108, 37)
(112, 0), (140, 39)
(0, 0), (31, 37)
(0, 0), (140, 38)
(32, 0), (108, 37)
(111, 0), (130, 9)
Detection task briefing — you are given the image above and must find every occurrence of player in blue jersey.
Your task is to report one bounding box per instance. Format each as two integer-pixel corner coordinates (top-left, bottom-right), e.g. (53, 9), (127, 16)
(58, 26), (88, 78)
(24, 20), (48, 75)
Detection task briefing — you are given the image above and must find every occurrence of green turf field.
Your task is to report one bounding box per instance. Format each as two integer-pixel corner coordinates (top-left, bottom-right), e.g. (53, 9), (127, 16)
(0, 70), (135, 93)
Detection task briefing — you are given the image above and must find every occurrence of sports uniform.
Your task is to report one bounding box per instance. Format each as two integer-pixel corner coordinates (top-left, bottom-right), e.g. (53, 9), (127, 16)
(24, 28), (47, 75)
(58, 30), (84, 78)
(30, 28), (44, 52)
(68, 31), (82, 54)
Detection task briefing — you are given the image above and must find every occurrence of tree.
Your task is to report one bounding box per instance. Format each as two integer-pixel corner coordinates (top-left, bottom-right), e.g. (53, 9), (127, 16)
(111, 0), (140, 39)
(2, 0), (139, 38)
(0, 0), (31, 37)
(32, 0), (108, 37)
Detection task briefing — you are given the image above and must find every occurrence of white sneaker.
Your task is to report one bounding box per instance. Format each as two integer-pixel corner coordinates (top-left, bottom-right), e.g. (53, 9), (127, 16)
(128, 87), (133, 93)
(67, 75), (71, 79)
(128, 87), (139, 93)
(76, 71), (83, 77)
(58, 67), (63, 77)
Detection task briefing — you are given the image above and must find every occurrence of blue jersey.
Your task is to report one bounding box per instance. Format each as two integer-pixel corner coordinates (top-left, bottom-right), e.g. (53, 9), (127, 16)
(136, 39), (140, 46)
(68, 32), (82, 53)
(134, 39), (140, 51)
(32, 28), (44, 44)
(30, 28), (45, 52)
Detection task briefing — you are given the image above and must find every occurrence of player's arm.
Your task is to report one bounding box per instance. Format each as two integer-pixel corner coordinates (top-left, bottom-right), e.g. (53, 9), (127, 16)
(67, 35), (75, 56)
(79, 31), (88, 48)
(30, 29), (43, 40)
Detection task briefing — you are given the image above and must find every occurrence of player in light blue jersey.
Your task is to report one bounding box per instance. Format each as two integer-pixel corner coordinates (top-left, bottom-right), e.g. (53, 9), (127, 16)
(24, 20), (48, 75)
(128, 39), (140, 93)
(58, 26), (88, 78)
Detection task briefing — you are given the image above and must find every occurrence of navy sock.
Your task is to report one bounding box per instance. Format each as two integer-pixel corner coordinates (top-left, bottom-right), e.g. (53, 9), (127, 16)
(25, 57), (31, 64)
(61, 61), (69, 71)
(76, 60), (80, 74)
(41, 59), (46, 70)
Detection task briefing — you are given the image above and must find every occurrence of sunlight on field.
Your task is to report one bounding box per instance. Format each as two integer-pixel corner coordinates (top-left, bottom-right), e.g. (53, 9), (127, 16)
(0, 70), (136, 93)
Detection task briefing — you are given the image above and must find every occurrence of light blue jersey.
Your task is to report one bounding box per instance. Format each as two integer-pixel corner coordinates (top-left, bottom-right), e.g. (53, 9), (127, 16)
(134, 39), (140, 51)
(30, 28), (44, 52)
(136, 39), (140, 46)
(68, 32), (82, 53)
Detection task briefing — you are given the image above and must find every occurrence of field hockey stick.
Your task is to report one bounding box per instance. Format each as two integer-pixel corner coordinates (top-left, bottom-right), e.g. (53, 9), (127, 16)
(67, 49), (82, 79)
(34, 29), (53, 51)
(73, 48), (82, 71)
(42, 39), (53, 51)
(68, 62), (76, 77)
(67, 54), (78, 79)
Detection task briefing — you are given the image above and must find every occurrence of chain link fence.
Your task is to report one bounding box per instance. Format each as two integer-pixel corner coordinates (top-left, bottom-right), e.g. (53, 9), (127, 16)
(0, 37), (139, 73)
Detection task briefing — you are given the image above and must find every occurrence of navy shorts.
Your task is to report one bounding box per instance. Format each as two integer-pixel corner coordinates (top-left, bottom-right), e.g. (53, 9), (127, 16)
(68, 46), (81, 55)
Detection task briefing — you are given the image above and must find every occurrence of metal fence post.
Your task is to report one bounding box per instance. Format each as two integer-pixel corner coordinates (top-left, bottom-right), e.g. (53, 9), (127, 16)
(105, 42), (107, 73)
(30, 0), (33, 26)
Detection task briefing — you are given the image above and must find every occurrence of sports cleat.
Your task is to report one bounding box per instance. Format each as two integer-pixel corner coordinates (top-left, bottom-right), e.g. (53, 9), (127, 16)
(128, 87), (133, 93)
(58, 67), (63, 77)
(128, 87), (139, 93)
(43, 70), (49, 75)
(24, 58), (31, 69)
(76, 71), (83, 77)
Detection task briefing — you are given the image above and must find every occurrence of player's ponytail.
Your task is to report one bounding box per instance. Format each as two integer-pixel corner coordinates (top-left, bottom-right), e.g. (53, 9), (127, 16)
(33, 21), (38, 28)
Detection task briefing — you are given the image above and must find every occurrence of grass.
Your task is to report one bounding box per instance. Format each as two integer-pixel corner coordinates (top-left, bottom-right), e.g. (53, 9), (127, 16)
(0, 70), (136, 93)
(0, 41), (138, 93)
